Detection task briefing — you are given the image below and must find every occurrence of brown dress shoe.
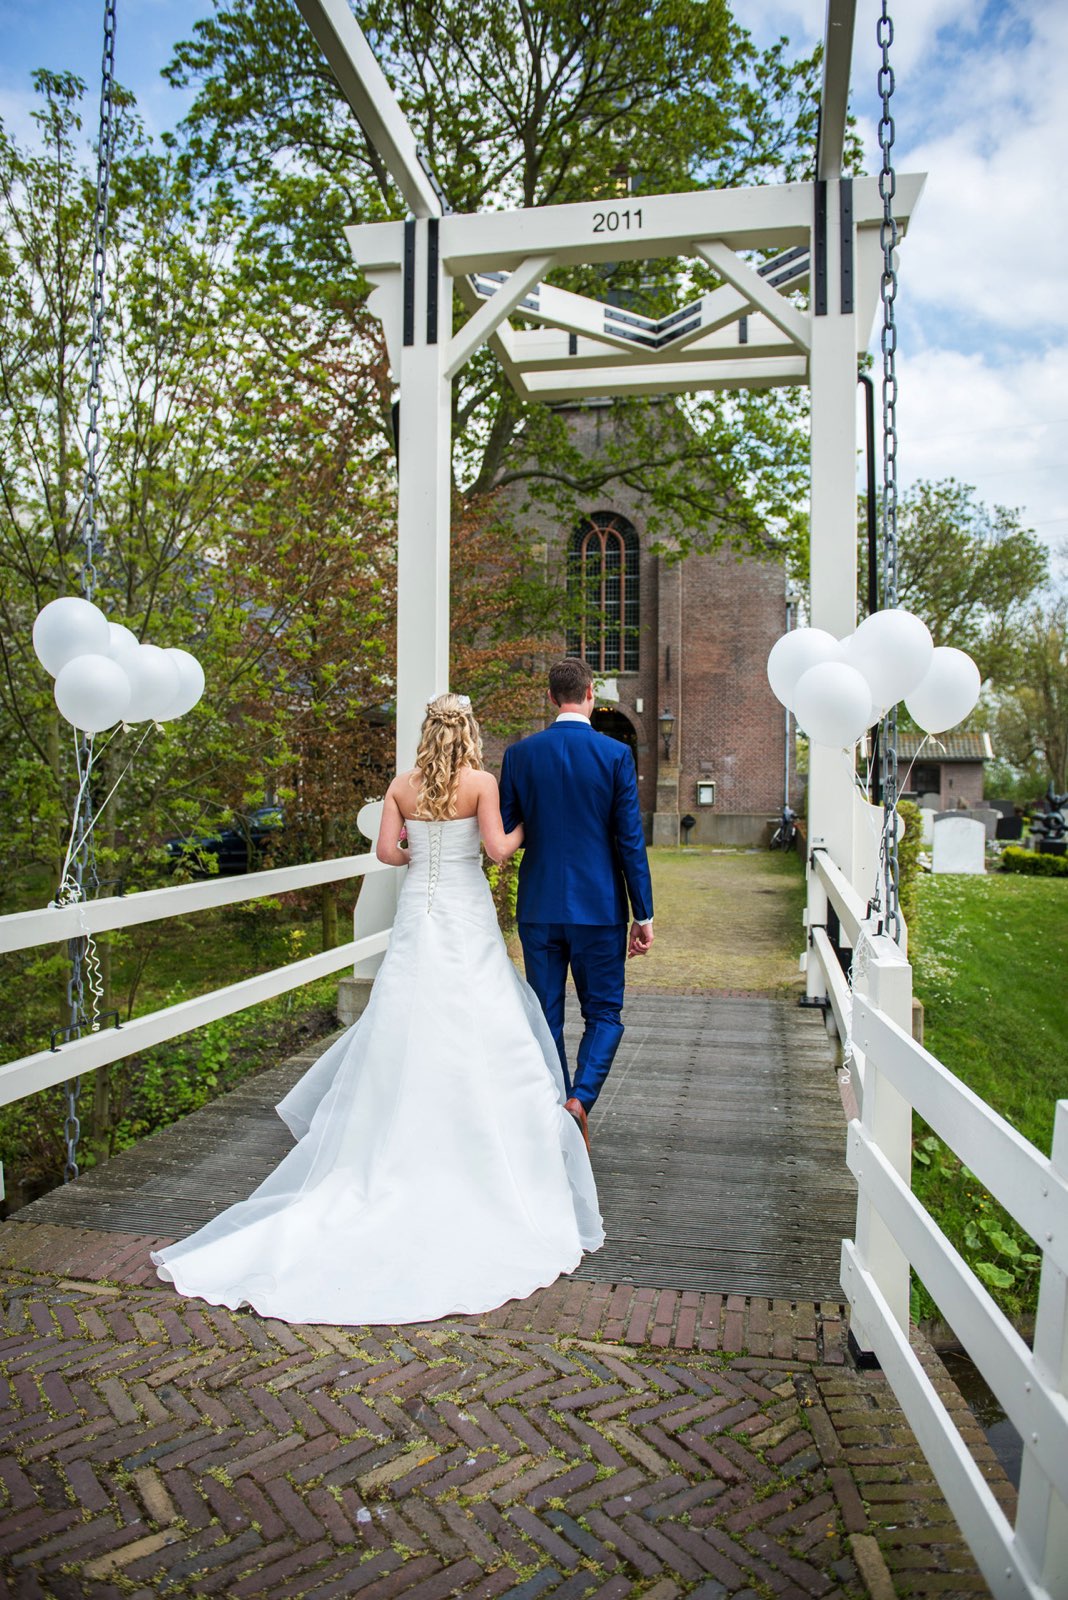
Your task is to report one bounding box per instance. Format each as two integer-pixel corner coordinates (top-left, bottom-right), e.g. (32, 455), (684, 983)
(564, 1097), (590, 1151)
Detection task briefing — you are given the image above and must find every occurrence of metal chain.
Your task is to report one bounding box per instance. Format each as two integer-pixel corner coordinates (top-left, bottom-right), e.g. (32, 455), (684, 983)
(877, 0), (901, 943)
(80, 0), (117, 604)
(63, 0), (118, 1181)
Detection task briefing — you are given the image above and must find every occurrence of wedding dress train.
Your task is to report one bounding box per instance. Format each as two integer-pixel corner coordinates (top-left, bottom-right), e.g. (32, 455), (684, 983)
(151, 815), (604, 1324)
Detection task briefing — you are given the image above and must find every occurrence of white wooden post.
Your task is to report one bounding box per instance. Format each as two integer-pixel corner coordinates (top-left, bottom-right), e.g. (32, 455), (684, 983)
(806, 173), (859, 1000)
(396, 219), (452, 769)
(1014, 1100), (1068, 1591)
(847, 935), (914, 1349)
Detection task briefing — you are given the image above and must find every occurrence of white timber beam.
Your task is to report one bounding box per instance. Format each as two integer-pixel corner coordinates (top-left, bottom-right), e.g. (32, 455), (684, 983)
(418, 175), (925, 275)
(519, 355), (807, 401)
(293, 0), (443, 219)
(694, 240), (811, 352)
(817, 0), (858, 182)
(483, 277), (773, 359)
(445, 255), (554, 379)
(506, 314), (800, 373)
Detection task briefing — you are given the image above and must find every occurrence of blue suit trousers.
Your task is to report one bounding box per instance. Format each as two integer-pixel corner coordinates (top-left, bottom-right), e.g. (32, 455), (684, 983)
(518, 921), (627, 1111)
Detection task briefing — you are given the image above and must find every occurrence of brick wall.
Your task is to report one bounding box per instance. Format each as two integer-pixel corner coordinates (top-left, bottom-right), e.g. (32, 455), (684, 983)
(488, 403), (795, 840)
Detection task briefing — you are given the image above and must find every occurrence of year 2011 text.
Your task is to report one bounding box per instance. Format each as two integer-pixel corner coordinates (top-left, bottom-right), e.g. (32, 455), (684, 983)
(592, 208), (643, 233)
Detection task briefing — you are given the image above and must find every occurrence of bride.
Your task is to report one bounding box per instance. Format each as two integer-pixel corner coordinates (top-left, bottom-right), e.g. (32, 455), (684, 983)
(151, 693), (604, 1325)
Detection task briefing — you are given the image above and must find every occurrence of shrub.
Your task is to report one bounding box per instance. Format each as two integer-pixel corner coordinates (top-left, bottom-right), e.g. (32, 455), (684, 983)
(896, 799), (924, 922)
(486, 849), (522, 930)
(999, 846), (1068, 878)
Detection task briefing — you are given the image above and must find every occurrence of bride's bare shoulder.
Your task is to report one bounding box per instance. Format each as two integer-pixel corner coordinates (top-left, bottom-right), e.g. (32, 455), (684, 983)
(386, 769), (423, 817)
(459, 767), (497, 795)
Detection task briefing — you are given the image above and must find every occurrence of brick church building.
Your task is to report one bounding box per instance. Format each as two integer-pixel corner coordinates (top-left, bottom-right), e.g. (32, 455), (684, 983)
(490, 403), (798, 845)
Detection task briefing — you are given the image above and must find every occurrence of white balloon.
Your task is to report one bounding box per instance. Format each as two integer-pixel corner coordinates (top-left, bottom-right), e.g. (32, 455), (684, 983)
(794, 662), (874, 748)
(841, 608), (933, 706)
(124, 643), (182, 722)
(767, 627), (842, 710)
(156, 649), (205, 720)
(904, 646), (981, 735)
(54, 653), (132, 734)
(106, 622), (141, 664)
(33, 597), (110, 676)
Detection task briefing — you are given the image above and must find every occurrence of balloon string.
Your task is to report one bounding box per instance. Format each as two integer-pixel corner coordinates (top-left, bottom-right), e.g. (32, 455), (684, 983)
(56, 721), (155, 897)
(59, 724), (123, 894)
(61, 723), (159, 889)
(897, 732), (946, 800)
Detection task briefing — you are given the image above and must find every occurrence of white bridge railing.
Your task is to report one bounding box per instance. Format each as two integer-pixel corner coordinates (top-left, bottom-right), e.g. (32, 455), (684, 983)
(0, 848), (400, 1111)
(809, 844), (1068, 1600)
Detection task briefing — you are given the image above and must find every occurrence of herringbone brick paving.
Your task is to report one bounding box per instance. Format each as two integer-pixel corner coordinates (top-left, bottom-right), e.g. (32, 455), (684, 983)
(0, 1224), (1009, 1600)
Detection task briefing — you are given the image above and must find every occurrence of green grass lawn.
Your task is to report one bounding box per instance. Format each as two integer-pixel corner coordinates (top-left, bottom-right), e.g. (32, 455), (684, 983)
(908, 871), (1068, 1324)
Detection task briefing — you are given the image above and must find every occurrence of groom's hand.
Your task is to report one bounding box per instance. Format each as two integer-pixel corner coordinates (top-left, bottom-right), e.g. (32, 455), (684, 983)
(628, 920), (654, 958)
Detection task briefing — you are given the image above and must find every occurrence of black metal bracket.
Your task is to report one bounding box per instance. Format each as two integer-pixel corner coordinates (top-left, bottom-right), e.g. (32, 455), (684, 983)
(426, 218), (439, 344)
(797, 994), (830, 1011)
(813, 180), (828, 316)
(839, 177), (854, 314)
(50, 1010), (121, 1053)
(402, 219), (416, 347)
(848, 1329), (882, 1370)
(414, 146), (451, 215)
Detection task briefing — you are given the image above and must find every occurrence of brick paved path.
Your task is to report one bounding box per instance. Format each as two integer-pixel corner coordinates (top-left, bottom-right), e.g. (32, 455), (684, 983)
(0, 1222), (1011, 1600)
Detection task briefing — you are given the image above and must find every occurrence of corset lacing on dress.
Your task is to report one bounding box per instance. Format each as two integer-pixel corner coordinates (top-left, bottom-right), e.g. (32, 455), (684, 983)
(426, 821), (443, 912)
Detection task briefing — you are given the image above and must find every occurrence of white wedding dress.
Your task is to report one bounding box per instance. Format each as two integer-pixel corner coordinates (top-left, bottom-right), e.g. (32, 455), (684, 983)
(151, 816), (603, 1324)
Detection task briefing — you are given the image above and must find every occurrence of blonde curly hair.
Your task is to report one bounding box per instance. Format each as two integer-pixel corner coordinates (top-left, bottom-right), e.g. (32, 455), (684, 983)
(412, 693), (484, 819)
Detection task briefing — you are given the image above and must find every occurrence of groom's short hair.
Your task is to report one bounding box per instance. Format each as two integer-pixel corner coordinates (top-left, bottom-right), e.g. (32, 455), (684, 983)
(549, 657), (593, 706)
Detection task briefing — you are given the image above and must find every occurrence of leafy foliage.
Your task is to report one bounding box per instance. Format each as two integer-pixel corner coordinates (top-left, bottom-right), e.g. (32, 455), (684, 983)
(163, 0), (825, 556)
(999, 845), (1068, 878)
(864, 479), (1047, 686)
(895, 799), (923, 925)
(909, 871), (1067, 1324)
(991, 598), (1068, 792)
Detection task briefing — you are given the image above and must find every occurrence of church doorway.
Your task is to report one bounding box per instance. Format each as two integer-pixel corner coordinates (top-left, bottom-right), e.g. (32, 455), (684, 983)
(591, 708), (638, 767)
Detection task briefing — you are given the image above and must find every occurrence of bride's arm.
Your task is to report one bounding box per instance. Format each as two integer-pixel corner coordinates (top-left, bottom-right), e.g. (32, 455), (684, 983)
(476, 774), (523, 864)
(375, 785), (410, 866)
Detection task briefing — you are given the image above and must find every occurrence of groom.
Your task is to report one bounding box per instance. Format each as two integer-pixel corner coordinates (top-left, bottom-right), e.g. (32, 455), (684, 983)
(499, 658), (654, 1148)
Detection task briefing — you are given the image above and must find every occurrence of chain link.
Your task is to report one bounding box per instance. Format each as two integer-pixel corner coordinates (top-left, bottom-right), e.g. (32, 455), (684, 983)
(877, 0), (901, 944)
(80, 0), (117, 605)
(64, 0), (118, 1181)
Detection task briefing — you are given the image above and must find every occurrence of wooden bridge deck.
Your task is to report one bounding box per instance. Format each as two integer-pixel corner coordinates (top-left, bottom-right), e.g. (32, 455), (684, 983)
(13, 992), (853, 1302)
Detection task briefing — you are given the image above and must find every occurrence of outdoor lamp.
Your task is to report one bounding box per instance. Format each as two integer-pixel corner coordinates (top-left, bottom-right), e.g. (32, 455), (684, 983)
(659, 708), (676, 760)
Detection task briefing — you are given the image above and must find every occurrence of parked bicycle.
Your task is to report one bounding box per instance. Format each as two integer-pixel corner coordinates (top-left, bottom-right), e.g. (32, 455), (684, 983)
(769, 804), (798, 851)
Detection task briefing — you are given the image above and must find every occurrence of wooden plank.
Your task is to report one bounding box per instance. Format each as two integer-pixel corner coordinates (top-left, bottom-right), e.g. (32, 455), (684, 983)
(16, 996), (851, 1301)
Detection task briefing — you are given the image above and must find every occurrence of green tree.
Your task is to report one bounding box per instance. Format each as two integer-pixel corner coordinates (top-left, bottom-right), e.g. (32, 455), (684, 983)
(164, 0), (822, 554)
(858, 479), (1048, 685)
(993, 599), (1068, 794)
(0, 76), (394, 1144)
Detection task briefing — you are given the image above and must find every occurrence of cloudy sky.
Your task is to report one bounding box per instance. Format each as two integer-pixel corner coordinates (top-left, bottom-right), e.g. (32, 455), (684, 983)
(2, 0), (1063, 561)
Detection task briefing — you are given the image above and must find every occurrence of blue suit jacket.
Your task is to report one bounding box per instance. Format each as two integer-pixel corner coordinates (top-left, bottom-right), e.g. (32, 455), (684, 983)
(499, 719), (654, 927)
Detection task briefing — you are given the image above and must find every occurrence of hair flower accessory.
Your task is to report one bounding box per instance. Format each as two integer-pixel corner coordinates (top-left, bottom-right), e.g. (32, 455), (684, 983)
(456, 694), (472, 709)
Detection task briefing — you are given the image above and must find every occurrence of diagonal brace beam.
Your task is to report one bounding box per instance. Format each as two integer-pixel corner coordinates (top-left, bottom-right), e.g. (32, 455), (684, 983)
(293, 0), (442, 219)
(695, 240), (811, 352)
(445, 256), (553, 379)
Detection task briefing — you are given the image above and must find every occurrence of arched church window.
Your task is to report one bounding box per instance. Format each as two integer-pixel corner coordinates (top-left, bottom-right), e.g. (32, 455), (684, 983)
(566, 513), (640, 673)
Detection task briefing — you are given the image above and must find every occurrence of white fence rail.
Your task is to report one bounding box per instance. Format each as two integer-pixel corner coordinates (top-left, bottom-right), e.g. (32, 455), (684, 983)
(0, 850), (400, 1108)
(808, 837), (1068, 1600)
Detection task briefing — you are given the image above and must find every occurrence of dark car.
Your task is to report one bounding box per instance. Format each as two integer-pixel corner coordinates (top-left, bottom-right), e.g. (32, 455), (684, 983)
(165, 805), (285, 876)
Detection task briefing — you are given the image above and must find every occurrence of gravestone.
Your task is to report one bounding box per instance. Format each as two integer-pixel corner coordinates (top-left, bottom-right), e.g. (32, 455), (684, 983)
(969, 806), (1000, 841)
(932, 815), (985, 875)
(919, 807), (935, 845)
